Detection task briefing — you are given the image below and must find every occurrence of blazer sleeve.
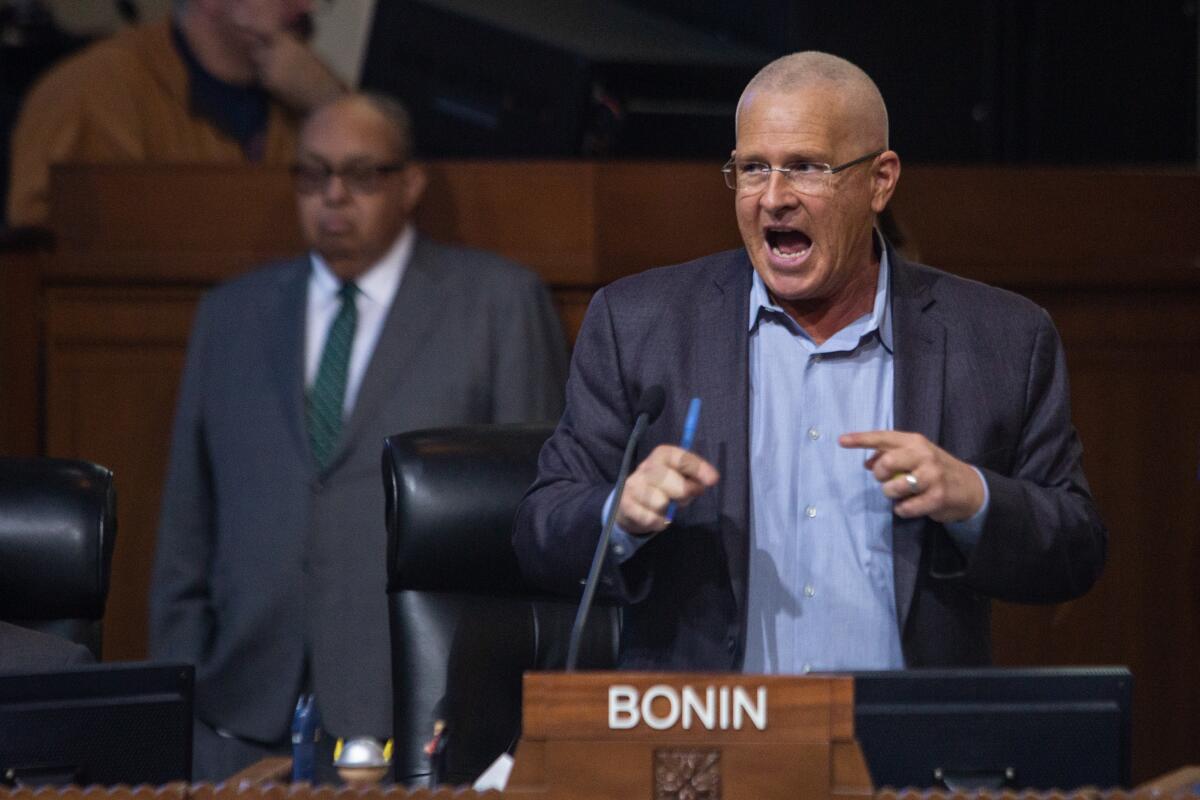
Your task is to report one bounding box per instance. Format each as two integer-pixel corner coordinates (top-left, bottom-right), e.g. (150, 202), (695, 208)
(512, 287), (653, 603)
(489, 268), (568, 422)
(148, 295), (218, 666)
(963, 308), (1107, 603)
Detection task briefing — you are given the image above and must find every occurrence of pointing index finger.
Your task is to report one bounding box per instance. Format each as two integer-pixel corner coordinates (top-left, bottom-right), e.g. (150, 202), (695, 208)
(838, 430), (906, 450)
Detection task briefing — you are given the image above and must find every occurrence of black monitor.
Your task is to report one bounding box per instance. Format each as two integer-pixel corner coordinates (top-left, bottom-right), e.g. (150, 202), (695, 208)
(851, 667), (1132, 791)
(0, 662), (193, 787)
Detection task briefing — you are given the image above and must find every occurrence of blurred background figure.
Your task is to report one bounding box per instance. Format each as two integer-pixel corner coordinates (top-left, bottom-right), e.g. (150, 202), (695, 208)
(148, 92), (567, 781)
(0, 619), (93, 674)
(4, 0), (345, 229)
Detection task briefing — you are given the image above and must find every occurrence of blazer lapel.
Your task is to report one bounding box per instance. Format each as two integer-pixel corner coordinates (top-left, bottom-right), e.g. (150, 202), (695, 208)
(263, 258), (313, 473)
(324, 237), (445, 473)
(694, 251), (753, 628)
(889, 249), (946, 635)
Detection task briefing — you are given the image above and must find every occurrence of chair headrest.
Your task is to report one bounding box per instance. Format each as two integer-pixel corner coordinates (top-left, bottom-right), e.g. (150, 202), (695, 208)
(382, 424), (554, 596)
(0, 458), (116, 619)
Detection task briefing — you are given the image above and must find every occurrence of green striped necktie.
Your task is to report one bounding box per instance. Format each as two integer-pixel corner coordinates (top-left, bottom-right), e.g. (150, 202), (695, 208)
(307, 281), (358, 471)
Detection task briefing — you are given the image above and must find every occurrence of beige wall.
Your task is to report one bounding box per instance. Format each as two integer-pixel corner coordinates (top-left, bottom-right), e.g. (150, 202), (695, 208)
(311, 0), (376, 87)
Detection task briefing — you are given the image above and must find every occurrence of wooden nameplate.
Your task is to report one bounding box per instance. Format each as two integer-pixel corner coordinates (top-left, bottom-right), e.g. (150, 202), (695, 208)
(506, 672), (873, 800)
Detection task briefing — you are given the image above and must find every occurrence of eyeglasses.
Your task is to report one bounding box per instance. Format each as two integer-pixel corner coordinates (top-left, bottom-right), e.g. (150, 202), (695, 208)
(721, 150), (883, 195)
(291, 161), (407, 195)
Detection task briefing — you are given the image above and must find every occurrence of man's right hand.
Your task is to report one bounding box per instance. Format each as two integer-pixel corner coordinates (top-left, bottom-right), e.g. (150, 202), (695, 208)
(616, 445), (720, 535)
(251, 32), (346, 112)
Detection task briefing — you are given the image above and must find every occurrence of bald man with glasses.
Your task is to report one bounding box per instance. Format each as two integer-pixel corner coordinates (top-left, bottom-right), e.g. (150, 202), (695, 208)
(150, 93), (567, 780)
(515, 52), (1105, 675)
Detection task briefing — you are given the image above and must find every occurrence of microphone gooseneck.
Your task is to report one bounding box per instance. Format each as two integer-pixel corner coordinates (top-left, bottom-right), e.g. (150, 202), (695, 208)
(564, 385), (665, 671)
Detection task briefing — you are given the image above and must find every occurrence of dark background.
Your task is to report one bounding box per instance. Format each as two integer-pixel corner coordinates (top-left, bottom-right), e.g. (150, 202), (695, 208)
(3, 0), (1198, 222)
(360, 0), (1200, 163)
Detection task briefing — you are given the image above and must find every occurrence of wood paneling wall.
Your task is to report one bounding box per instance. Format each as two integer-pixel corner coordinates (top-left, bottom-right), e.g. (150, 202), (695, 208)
(0, 162), (1196, 782)
(889, 167), (1200, 780)
(42, 287), (200, 664)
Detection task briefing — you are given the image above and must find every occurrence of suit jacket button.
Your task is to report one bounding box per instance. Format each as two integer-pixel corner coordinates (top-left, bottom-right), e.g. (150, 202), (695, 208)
(726, 635), (737, 653)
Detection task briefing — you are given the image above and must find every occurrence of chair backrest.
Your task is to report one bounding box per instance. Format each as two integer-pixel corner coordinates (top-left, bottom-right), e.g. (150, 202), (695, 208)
(383, 424), (619, 787)
(0, 457), (116, 659)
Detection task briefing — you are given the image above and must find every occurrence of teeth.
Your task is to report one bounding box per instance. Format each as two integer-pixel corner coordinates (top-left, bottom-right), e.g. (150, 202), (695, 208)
(771, 244), (806, 258)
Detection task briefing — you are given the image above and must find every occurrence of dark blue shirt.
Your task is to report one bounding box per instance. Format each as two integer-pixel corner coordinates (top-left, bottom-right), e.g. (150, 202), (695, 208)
(170, 24), (269, 161)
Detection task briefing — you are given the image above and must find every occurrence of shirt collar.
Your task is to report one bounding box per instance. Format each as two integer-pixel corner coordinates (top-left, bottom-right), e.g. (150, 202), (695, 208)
(748, 232), (893, 354)
(308, 224), (416, 306)
(873, 243), (894, 353)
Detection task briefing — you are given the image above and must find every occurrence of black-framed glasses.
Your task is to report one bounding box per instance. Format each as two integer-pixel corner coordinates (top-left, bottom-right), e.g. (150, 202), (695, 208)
(291, 161), (407, 195)
(721, 150), (883, 195)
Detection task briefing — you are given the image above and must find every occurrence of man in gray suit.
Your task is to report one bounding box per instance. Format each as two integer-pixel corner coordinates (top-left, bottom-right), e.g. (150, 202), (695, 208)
(514, 52), (1105, 672)
(150, 93), (567, 779)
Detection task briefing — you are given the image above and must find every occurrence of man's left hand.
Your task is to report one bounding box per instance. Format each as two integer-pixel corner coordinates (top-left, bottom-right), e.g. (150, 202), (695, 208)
(838, 430), (985, 523)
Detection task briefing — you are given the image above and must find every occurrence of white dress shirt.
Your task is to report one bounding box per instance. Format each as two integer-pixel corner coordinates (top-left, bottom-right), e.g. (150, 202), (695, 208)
(304, 225), (415, 415)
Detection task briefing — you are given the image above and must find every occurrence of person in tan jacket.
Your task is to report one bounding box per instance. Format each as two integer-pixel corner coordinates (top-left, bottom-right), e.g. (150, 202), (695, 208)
(6, 0), (345, 229)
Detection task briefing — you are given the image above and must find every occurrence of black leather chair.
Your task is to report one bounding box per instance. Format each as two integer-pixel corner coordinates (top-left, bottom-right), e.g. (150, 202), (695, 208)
(0, 457), (116, 659)
(383, 424), (619, 787)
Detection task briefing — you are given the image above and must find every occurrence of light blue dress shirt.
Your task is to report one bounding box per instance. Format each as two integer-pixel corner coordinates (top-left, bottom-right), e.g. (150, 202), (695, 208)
(743, 256), (902, 673)
(609, 248), (988, 673)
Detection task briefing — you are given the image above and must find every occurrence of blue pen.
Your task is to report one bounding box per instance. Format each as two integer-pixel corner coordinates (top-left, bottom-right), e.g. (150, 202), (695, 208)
(665, 397), (702, 523)
(291, 693), (321, 782)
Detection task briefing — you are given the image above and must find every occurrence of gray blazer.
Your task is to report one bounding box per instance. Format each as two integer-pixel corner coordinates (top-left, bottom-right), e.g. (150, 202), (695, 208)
(150, 236), (567, 742)
(514, 243), (1106, 670)
(0, 621), (93, 674)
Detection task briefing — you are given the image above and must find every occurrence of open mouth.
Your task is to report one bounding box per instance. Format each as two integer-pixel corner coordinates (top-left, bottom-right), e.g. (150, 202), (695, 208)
(765, 228), (812, 260)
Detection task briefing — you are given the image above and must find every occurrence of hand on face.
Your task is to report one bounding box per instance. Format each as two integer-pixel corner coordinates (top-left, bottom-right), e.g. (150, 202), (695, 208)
(225, 0), (342, 110)
(838, 430), (985, 523)
(616, 445), (720, 535)
(227, 0), (305, 45)
(249, 31), (345, 111)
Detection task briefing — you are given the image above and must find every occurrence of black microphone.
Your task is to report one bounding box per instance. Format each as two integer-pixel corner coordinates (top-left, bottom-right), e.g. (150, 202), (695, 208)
(565, 385), (666, 671)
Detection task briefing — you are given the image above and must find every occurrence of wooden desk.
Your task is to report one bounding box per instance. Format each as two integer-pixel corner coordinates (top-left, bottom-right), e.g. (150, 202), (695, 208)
(0, 783), (1193, 800)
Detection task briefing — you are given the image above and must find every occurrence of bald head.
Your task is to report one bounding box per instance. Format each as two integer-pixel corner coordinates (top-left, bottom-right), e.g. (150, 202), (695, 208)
(301, 92), (416, 164)
(737, 51), (889, 150)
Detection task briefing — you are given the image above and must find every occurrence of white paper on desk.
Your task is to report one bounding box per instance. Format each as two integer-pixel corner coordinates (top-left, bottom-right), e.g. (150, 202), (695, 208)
(472, 753), (514, 791)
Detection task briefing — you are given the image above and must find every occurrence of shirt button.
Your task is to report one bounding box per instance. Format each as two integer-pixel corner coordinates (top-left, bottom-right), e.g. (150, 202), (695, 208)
(612, 544), (625, 557)
(804, 584), (815, 598)
(802, 663), (813, 674)
(805, 505), (817, 518)
(807, 427), (820, 441)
